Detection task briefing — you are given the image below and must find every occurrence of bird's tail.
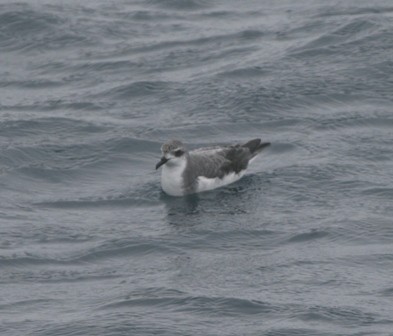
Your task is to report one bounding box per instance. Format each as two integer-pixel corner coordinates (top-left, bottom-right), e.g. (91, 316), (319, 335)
(242, 138), (270, 157)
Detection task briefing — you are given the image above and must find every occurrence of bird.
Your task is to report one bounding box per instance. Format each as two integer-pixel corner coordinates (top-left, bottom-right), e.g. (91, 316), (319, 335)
(155, 138), (270, 196)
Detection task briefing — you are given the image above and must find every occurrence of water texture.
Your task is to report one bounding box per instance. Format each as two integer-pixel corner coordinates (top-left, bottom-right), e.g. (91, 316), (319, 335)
(1, 0), (393, 335)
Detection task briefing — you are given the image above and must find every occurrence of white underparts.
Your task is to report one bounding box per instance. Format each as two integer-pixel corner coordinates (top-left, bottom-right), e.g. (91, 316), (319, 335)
(196, 171), (245, 193)
(161, 158), (187, 196)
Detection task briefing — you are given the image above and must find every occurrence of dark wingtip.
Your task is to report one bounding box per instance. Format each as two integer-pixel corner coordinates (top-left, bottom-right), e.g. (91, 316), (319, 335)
(243, 139), (270, 154)
(259, 142), (271, 150)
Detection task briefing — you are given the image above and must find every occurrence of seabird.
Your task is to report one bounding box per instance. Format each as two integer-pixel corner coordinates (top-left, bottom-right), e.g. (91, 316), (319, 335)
(156, 139), (270, 196)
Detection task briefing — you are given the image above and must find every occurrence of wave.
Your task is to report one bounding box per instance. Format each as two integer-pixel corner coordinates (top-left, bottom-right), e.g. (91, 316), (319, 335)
(288, 18), (387, 59)
(99, 81), (177, 99)
(146, 0), (213, 11)
(100, 292), (280, 316)
(0, 6), (87, 51)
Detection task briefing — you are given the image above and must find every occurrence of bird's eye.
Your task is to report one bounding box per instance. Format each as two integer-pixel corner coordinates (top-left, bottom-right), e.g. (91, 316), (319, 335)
(174, 149), (183, 157)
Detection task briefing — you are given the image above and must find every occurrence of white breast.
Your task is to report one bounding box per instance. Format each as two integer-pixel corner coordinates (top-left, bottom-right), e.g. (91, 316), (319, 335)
(161, 160), (187, 196)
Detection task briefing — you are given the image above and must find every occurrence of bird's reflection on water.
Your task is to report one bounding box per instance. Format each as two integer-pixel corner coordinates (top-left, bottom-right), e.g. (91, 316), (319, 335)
(160, 174), (267, 228)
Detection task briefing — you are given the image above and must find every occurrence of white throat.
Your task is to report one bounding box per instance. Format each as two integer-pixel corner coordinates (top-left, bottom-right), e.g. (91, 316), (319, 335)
(160, 158), (187, 196)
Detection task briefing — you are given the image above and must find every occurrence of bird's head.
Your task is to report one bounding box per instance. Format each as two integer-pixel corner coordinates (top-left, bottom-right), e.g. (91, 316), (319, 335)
(156, 140), (187, 169)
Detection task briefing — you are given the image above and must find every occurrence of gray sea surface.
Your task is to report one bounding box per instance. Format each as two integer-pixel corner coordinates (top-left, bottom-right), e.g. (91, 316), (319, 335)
(1, 0), (393, 335)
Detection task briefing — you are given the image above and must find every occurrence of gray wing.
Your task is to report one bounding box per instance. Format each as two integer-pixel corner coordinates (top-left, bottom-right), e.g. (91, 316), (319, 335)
(183, 139), (270, 192)
(186, 146), (251, 179)
(189, 139), (270, 177)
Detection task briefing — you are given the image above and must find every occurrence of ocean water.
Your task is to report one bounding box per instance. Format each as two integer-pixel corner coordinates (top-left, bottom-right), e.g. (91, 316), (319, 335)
(1, 0), (393, 335)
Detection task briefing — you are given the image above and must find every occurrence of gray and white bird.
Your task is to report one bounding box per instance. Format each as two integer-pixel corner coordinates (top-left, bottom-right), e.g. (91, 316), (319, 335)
(155, 139), (270, 196)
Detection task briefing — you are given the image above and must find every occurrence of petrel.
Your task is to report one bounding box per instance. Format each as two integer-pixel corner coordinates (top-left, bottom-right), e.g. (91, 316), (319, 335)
(156, 139), (270, 196)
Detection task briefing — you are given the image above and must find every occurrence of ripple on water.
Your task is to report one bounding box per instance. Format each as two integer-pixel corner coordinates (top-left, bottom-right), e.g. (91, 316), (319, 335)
(100, 81), (177, 100)
(0, 6), (88, 51)
(289, 18), (380, 57)
(99, 292), (281, 317)
(287, 230), (330, 243)
(146, 0), (213, 11)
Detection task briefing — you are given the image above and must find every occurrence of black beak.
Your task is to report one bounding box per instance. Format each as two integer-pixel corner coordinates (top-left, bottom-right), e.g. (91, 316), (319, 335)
(155, 156), (169, 170)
